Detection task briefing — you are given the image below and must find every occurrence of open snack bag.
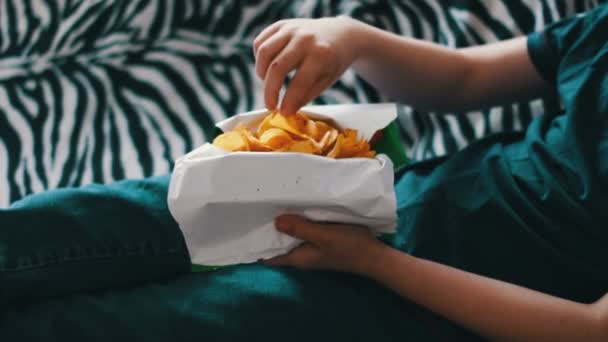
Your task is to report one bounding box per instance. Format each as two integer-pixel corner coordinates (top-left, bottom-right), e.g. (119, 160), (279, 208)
(168, 103), (406, 267)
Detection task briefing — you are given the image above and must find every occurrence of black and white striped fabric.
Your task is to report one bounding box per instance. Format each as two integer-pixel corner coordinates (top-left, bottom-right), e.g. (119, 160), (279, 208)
(0, 0), (604, 207)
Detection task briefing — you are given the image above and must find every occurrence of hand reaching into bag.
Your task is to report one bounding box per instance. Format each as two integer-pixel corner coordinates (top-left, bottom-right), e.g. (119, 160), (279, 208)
(253, 17), (360, 115)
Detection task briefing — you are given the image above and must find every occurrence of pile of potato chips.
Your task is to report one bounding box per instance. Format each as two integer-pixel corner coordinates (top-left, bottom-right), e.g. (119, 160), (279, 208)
(213, 111), (376, 159)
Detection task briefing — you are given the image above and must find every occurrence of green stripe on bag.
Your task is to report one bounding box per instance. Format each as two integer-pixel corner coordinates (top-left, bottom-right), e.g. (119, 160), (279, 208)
(372, 121), (409, 170)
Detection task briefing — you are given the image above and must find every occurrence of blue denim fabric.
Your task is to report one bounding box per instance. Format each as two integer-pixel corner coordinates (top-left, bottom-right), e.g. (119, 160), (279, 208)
(0, 176), (190, 306)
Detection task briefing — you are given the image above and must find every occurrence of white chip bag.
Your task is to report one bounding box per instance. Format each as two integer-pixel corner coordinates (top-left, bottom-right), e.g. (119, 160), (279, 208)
(168, 103), (398, 266)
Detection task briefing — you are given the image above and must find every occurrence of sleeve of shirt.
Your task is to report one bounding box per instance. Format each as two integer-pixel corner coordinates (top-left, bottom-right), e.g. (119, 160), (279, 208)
(527, 5), (608, 85)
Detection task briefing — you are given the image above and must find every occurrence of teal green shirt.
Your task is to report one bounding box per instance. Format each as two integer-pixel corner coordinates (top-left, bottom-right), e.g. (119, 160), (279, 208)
(395, 5), (608, 303)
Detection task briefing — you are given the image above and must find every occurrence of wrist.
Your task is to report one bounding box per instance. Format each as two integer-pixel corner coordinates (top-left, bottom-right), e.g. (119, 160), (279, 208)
(337, 16), (372, 64)
(362, 244), (416, 281)
(356, 242), (393, 277)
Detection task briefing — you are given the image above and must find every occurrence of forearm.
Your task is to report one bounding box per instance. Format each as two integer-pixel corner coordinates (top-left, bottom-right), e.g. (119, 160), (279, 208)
(367, 246), (606, 341)
(349, 19), (551, 112)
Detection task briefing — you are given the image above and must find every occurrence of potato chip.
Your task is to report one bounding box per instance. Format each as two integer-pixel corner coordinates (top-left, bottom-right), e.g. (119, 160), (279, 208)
(212, 131), (249, 152)
(313, 121), (332, 140)
(257, 113), (274, 135)
(259, 128), (293, 149)
(268, 112), (308, 138)
(284, 139), (320, 154)
(336, 129), (376, 159)
(304, 120), (319, 140)
(212, 110), (376, 159)
(326, 135), (342, 158)
(319, 128), (339, 153)
(241, 129), (273, 152)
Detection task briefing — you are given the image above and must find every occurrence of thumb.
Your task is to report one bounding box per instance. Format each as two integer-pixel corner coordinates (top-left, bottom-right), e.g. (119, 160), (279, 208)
(275, 215), (331, 246)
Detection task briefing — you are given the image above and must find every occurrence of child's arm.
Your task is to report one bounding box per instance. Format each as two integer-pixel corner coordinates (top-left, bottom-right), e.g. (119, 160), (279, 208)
(371, 248), (608, 342)
(253, 17), (552, 115)
(351, 25), (551, 112)
(267, 215), (608, 342)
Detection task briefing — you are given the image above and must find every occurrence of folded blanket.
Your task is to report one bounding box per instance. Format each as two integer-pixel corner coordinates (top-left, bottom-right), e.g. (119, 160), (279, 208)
(0, 176), (190, 306)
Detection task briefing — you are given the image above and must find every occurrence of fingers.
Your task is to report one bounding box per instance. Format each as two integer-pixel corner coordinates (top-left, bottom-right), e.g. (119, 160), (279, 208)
(255, 19), (343, 113)
(280, 59), (325, 115)
(302, 76), (335, 107)
(263, 243), (320, 269)
(263, 254), (291, 266)
(253, 20), (285, 56)
(282, 74), (334, 115)
(263, 39), (306, 110)
(255, 31), (291, 80)
(275, 215), (331, 247)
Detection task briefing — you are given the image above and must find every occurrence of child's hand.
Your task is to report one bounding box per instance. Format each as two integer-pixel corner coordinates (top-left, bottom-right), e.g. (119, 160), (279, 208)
(253, 17), (360, 115)
(264, 215), (388, 275)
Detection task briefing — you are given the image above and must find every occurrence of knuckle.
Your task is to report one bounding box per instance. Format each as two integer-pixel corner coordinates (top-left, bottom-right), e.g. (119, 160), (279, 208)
(257, 44), (270, 60)
(253, 37), (262, 50)
(314, 42), (334, 58)
(268, 60), (283, 74)
(294, 32), (315, 45)
(282, 25), (296, 35)
(301, 32), (316, 42)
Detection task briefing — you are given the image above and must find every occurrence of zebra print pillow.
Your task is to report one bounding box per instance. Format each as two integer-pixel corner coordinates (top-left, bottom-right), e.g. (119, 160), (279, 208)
(0, 0), (604, 207)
